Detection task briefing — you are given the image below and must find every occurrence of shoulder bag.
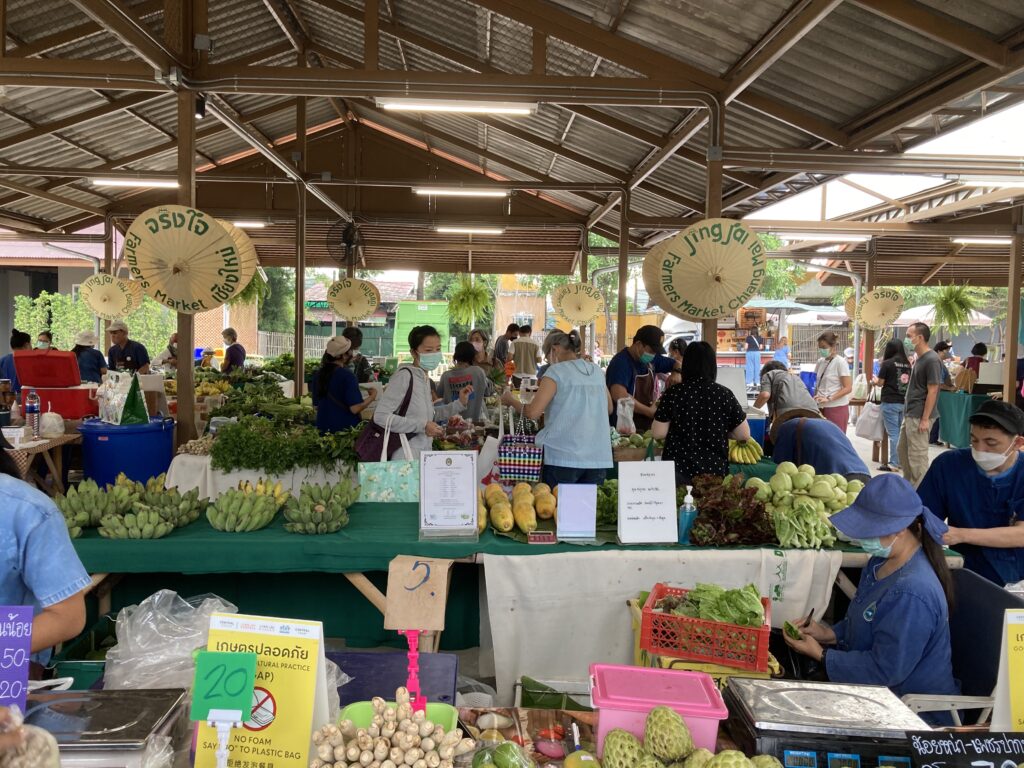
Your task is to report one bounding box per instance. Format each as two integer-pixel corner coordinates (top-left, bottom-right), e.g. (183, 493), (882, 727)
(354, 368), (415, 461)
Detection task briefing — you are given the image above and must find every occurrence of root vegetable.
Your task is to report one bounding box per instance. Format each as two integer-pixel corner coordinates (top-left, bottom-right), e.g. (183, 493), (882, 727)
(395, 687), (410, 705)
(318, 743), (335, 762)
(383, 708), (398, 723)
(374, 739), (390, 761)
(390, 749), (404, 764)
(397, 704), (412, 722)
(425, 754), (441, 768)
(340, 721), (357, 739)
(328, 727), (345, 747)
(432, 727), (445, 742)
(420, 738), (435, 753)
(372, 697), (387, 714)
(357, 733), (373, 751)
(311, 760), (324, 768)
(412, 710), (426, 722)
(403, 748), (424, 765)
(382, 762), (397, 768)
(440, 731), (461, 748)
(439, 760), (454, 768)
(453, 740), (476, 757)
(335, 746), (349, 762)
(418, 721), (435, 738)
(368, 726), (380, 739)
(413, 760), (428, 768)
(369, 763), (380, 768)
(349, 763), (361, 768)
(438, 746), (454, 761)
(476, 714), (514, 731)
(360, 750), (374, 766)
(382, 725), (396, 740)
(347, 745), (362, 762)
(313, 731), (326, 745)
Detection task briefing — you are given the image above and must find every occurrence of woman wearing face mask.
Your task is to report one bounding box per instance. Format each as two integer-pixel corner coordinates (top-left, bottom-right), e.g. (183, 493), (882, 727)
(373, 325), (472, 460)
(813, 331), (853, 433)
(468, 328), (496, 377)
(36, 330), (54, 350)
(501, 330), (613, 487)
(784, 474), (959, 716)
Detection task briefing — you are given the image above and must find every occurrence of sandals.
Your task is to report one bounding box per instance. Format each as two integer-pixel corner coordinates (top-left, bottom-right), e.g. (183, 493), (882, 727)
(878, 463), (899, 472)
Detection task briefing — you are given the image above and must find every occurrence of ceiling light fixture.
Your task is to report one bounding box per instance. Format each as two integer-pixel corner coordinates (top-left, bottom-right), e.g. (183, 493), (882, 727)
(436, 226), (505, 235)
(231, 221), (267, 228)
(952, 237), (1012, 245)
(195, 94), (207, 119)
(376, 98), (536, 115)
(91, 178), (179, 188)
(946, 174), (1024, 187)
(414, 187), (509, 197)
(780, 233), (871, 242)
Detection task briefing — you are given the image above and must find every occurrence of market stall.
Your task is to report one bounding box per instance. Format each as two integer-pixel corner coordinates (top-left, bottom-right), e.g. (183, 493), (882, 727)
(165, 452), (355, 500)
(936, 389), (994, 448)
(3, 432), (81, 495)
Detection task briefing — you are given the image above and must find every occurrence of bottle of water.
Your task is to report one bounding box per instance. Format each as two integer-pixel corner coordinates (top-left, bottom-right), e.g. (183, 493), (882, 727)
(678, 486), (698, 545)
(25, 389), (41, 438)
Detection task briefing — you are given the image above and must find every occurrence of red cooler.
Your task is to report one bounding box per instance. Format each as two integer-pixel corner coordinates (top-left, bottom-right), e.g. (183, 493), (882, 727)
(13, 349), (99, 418)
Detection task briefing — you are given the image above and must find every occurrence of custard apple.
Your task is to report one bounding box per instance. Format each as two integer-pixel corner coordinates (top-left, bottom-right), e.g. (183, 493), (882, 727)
(751, 756), (783, 768)
(707, 750), (755, 768)
(644, 706), (694, 763)
(683, 748), (715, 768)
(638, 756), (667, 768)
(603, 730), (645, 768)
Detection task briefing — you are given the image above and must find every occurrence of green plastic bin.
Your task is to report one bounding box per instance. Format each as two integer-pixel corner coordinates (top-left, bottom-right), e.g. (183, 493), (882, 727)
(49, 616), (116, 689)
(339, 701), (458, 731)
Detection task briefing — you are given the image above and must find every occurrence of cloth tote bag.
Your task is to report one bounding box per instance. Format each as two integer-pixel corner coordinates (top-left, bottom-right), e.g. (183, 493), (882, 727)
(854, 399), (886, 442)
(358, 416), (420, 503)
(497, 405), (543, 483)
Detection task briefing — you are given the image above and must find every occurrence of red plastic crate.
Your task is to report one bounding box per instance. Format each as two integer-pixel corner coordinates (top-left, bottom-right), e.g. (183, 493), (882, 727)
(640, 583), (771, 672)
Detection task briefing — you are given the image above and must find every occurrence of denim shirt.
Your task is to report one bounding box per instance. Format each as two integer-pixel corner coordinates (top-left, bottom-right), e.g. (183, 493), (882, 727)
(826, 548), (958, 698)
(1, 475), (91, 614)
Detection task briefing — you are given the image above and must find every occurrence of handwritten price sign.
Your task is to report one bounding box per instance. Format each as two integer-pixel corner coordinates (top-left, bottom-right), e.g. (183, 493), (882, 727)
(0, 606), (32, 713)
(384, 556), (453, 631)
(189, 650), (258, 722)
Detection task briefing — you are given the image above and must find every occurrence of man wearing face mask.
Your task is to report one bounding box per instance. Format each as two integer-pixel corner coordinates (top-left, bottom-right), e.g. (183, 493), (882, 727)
(897, 322), (942, 487)
(606, 325), (681, 431)
(916, 400), (1024, 586)
(784, 474), (958, 717)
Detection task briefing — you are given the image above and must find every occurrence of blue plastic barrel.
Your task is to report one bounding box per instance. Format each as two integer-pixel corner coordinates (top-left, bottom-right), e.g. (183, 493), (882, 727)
(78, 417), (175, 486)
(799, 370), (817, 396)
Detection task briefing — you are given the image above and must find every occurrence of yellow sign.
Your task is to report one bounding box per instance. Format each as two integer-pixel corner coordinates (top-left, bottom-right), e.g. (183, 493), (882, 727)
(195, 613), (328, 768)
(1009, 610), (1024, 731)
(644, 218), (765, 321)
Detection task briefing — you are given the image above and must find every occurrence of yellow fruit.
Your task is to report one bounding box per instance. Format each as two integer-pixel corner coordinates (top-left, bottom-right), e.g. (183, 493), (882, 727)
(535, 493), (556, 520)
(513, 491), (535, 507)
(513, 482), (532, 496)
(533, 483), (552, 496)
(489, 502), (514, 532)
(477, 503), (488, 534)
(512, 502), (537, 534)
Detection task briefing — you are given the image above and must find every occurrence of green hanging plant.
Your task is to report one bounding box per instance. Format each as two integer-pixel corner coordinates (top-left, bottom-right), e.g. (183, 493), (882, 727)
(931, 284), (984, 337)
(229, 267), (270, 307)
(447, 274), (490, 325)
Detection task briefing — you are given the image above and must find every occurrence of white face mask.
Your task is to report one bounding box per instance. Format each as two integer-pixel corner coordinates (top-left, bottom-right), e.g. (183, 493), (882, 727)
(972, 442), (1018, 472)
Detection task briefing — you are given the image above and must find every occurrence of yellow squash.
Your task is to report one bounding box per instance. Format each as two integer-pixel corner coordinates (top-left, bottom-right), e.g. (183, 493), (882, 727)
(489, 502), (514, 532)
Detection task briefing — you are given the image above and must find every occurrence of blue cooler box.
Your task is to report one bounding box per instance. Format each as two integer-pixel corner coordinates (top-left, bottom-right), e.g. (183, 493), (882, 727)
(78, 417), (175, 486)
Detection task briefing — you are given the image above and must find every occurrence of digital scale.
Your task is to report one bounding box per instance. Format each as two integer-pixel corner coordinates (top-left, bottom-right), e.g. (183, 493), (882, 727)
(23, 688), (187, 768)
(723, 678), (930, 768)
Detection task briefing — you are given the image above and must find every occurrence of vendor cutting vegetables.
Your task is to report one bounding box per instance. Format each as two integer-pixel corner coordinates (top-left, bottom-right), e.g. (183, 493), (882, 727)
(784, 474), (959, 712)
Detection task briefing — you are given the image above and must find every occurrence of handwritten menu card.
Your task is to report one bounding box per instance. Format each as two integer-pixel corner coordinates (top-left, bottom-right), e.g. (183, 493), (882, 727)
(617, 460), (678, 544)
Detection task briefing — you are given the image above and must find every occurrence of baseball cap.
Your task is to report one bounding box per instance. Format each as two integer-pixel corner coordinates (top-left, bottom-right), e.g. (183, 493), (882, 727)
(633, 325), (666, 355)
(75, 330), (98, 347)
(830, 474), (947, 544)
(934, 341), (951, 352)
(325, 336), (353, 358)
(108, 320), (128, 333)
(969, 399), (1024, 436)
(843, 347), (854, 358)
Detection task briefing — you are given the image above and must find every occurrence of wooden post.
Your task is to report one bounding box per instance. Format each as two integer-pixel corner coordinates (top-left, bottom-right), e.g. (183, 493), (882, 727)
(1004, 206), (1023, 402)
(294, 97), (307, 397)
(862, 259), (875, 382)
(702, 105), (725, 351)
(532, 29), (546, 75)
(364, 0), (378, 70)
(0, 0), (6, 57)
(617, 190), (629, 350)
(579, 241), (588, 352)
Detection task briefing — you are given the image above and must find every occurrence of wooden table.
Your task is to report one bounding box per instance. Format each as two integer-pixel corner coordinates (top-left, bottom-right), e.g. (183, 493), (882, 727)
(4, 433), (81, 495)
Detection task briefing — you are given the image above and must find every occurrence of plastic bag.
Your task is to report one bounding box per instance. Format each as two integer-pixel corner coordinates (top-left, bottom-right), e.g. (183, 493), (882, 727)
(39, 407), (64, 438)
(851, 373), (868, 400)
(324, 659), (351, 723)
(615, 397), (636, 435)
(0, 705), (60, 768)
(104, 590), (237, 690)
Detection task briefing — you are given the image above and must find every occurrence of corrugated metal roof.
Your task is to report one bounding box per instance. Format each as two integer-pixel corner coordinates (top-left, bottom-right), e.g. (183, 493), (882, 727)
(209, 0), (283, 63)
(5, 0), (93, 46)
(917, 0), (1023, 37)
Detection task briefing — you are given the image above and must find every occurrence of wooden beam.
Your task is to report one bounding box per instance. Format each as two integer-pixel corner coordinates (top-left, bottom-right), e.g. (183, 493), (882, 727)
(0, 178), (105, 215)
(0, 57), (166, 89)
(1, 0), (6, 57)
(262, 0), (306, 52)
(1005, 205), (1023, 401)
(307, 41), (361, 69)
(921, 262), (945, 282)
(852, 0), (1008, 69)
(837, 177), (908, 211)
(532, 28), (545, 75)
(66, 0), (180, 69)
(6, 0), (163, 57)
(724, 0), (844, 100)
(364, 0), (379, 70)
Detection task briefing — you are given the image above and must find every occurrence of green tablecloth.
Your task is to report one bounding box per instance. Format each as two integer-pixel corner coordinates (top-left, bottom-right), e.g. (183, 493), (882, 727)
(937, 390), (991, 448)
(729, 457), (777, 483)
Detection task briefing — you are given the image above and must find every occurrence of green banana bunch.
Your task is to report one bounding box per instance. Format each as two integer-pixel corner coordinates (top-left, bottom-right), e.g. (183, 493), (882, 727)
(97, 506), (173, 539)
(282, 479), (354, 534)
(206, 489), (278, 532)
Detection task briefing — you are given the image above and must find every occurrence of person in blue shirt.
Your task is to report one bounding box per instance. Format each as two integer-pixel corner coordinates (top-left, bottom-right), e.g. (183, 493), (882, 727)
(744, 328), (763, 387)
(0, 435), (90, 657)
(71, 330), (108, 384)
(771, 415), (870, 481)
(313, 335), (376, 434)
(773, 335), (790, 367)
(916, 399), (1024, 586)
(784, 474), (959, 710)
(0, 329), (31, 396)
(606, 325), (679, 431)
(106, 320), (150, 374)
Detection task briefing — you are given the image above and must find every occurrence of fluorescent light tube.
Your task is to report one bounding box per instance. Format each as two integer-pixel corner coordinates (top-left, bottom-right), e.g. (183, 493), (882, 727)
(376, 98), (535, 115)
(952, 237), (1012, 245)
(781, 233), (871, 242)
(231, 221), (267, 228)
(414, 187), (509, 197)
(436, 226), (505, 235)
(92, 178), (179, 188)
(947, 175), (1024, 187)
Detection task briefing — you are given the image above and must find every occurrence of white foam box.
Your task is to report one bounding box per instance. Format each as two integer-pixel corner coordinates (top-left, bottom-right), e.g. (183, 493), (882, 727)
(2, 425), (29, 447)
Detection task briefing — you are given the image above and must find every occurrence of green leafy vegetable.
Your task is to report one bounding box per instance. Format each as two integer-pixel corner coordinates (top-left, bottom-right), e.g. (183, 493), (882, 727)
(656, 583), (766, 627)
(689, 474), (776, 546)
(783, 620), (803, 640)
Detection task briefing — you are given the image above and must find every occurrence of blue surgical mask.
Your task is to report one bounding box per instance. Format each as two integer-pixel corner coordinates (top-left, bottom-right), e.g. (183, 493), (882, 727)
(818, 348), (830, 359)
(859, 536), (893, 559)
(903, 338), (915, 352)
(418, 352), (443, 372)
(639, 352), (655, 365)
(36, 342), (49, 350)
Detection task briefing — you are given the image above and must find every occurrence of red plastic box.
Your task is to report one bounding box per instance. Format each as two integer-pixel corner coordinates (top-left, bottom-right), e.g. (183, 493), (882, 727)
(640, 583), (771, 672)
(13, 349), (99, 418)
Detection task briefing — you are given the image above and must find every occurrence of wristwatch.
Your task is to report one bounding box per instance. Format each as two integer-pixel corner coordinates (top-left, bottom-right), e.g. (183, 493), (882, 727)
(819, 647), (828, 665)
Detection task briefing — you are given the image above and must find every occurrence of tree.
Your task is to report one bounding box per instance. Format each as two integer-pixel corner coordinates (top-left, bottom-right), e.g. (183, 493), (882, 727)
(259, 267), (296, 333)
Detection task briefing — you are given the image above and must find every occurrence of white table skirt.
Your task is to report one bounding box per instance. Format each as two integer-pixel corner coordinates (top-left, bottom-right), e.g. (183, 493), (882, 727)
(165, 452), (354, 499)
(481, 547), (842, 704)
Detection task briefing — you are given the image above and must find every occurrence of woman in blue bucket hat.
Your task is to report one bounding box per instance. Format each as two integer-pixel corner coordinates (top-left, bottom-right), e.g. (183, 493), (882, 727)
(784, 474), (959, 705)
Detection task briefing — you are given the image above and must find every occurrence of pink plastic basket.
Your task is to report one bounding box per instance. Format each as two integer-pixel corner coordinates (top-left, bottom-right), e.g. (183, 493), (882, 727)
(589, 663), (727, 757)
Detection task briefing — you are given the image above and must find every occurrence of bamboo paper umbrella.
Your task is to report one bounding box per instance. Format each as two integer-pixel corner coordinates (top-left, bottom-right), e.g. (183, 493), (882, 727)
(642, 249), (675, 316)
(123, 206), (240, 313)
(123, 277), (144, 307)
(552, 283), (605, 325)
(80, 273), (139, 320)
(857, 288), (904, 331)
(327, 278), (381, 321)
(844, 295), (857, 320)
(644, 218), (765, 321)
(216, 219), (259, 293)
